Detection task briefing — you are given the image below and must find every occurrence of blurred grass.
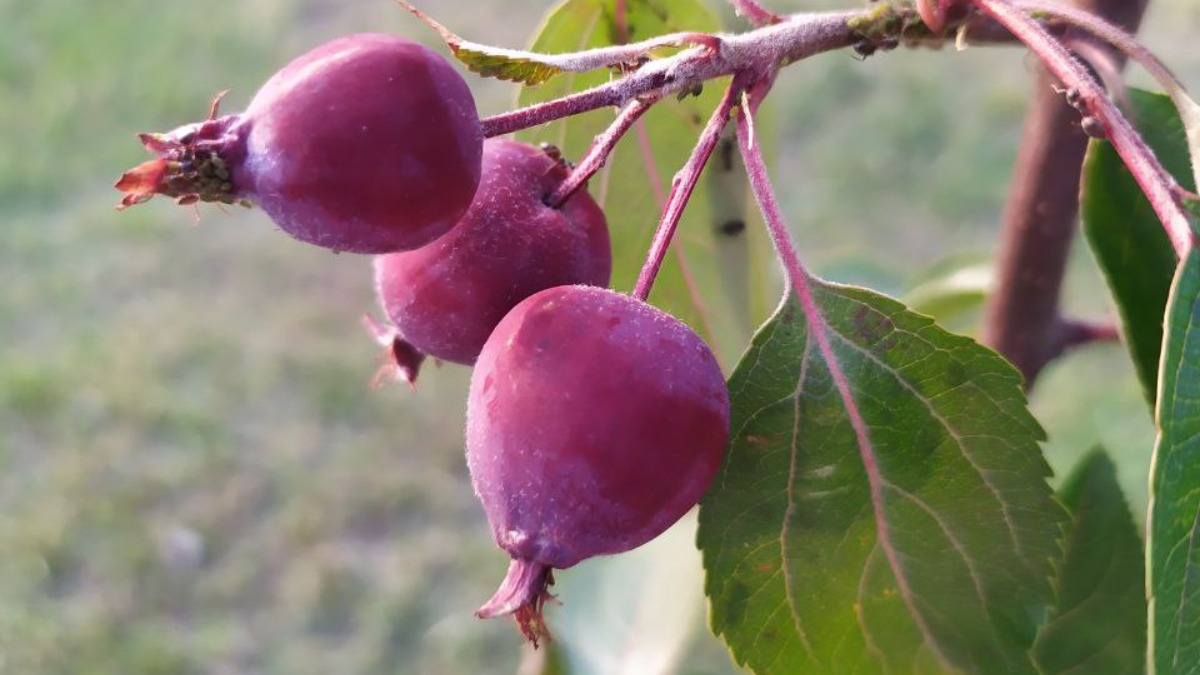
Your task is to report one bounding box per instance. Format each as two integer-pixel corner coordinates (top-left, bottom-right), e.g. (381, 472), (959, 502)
(1, 0), (1197, 672)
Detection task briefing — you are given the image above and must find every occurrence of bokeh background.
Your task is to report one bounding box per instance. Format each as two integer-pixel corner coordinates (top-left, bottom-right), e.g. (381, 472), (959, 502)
(3, 0), (1199, 673)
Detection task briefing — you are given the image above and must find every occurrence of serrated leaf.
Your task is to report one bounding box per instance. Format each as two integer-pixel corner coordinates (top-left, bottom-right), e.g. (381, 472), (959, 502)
(400, 1), (566, 84)
(1082, 89), (1194, 408)
(1149, 249), (1200, 675)
(698, 281), (1068, 674)
(515, 0), (775, 366)
(1032, 449), (1145, 675)
(400, 1), (718, 85)
(452, 45), (564, 85)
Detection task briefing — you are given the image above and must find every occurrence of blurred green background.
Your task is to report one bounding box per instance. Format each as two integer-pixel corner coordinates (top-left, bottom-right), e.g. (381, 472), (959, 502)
(2, 0), (1198, 673)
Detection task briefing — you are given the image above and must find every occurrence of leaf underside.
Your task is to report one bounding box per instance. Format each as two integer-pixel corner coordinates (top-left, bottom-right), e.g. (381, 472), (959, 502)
(698, 280), (1068, 675)
(1033, 449), (1146, 675)
(1150, 249), (1200, 675)
(1081, 88), (1195, 409)
(453, 45), (564, 85)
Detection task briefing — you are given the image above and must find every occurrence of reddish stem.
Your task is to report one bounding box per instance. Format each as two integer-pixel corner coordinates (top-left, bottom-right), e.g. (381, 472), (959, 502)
(733, 89), (808, 300)
(1057, 318), (1121, 350)
(632, 115), (724, 362)
(632, 77), (745, 301)
(547, 98), (654, 208)
(980, 0), (1147, 384)
(479, 11), (861, 139)
(1013, 0), (1178, 88)
(971, 0), (1194, 258)
(482, 87), (628, 138)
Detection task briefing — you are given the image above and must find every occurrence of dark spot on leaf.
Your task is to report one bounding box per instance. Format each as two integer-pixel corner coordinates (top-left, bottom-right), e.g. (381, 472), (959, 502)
(852, 306), (896, 350)
(721, 580), (750, 629)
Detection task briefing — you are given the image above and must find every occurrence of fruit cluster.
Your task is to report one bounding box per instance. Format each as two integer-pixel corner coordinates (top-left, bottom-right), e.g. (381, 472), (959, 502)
(116, 33), (731, 643)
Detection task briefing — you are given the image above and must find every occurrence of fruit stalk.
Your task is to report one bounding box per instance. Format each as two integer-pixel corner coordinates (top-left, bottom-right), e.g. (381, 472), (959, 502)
(632, 76), (746, 301)
(547, 97), (655, 208)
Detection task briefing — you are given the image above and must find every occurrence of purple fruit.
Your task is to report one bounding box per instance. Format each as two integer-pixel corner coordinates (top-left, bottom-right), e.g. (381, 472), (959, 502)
(466, 285), (730, 643)
(115, 33), (482, 254)
(372, 139), (611, 370)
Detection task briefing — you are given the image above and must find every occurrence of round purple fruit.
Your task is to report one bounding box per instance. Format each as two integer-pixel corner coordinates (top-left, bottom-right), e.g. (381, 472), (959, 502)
(372, 139), (611, 374)
(116, 33), (482, 254)
(466, 285), (730, 643)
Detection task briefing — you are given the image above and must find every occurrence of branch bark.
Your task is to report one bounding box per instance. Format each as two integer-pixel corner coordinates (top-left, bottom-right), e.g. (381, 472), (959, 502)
(979, 0), (1149, 386)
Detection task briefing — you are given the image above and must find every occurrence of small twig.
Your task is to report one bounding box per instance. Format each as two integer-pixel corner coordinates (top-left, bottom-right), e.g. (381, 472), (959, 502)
(632, 77), (746, 301)
(971, 0), (1195, 259)
(547, 98), (655, 208)
(480, 11), (862, 138)
(401, 0), (718, 78)
(482, 87), (630, 138)
(1056, 317), (1121, 351)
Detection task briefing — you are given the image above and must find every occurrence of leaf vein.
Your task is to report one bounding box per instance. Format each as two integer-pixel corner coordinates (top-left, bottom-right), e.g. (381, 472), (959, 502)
(822, 314), (1030, 571)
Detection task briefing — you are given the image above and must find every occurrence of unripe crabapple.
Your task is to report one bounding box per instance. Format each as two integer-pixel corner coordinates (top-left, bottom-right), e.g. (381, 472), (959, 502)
(466, 285), (730, 643)
(116, 33), (483, 254)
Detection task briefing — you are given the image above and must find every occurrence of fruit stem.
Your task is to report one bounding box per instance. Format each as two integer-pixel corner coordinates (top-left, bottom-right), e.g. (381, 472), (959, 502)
(631, 76), (747, 302)
(547, 97), (656, 209)
(476, 559), (555, 647)
(970, 0), (1195, 258)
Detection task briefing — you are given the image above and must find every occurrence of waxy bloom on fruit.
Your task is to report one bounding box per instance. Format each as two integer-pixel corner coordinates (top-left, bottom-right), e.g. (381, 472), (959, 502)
(115, 33), (483, 254)
(466, 285), (730, 644)
(372, 139), (611, 379)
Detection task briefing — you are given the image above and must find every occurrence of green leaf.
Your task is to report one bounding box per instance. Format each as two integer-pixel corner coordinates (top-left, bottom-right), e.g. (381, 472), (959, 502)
(450, 45), (564, 86)
(400, 0), (563, 84)
(1149, 249), (1200, 675)
(401, 0), (721, 86)
(516, 0), (776, 365)
(903, 253), (994, 337)
(1174, 92), (1200, 194)
(544, 513), (715, 675)
(698, 281), (1068, 674)
(1032, 449), (1146, 675)
(1081, 89), (1195, 408)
